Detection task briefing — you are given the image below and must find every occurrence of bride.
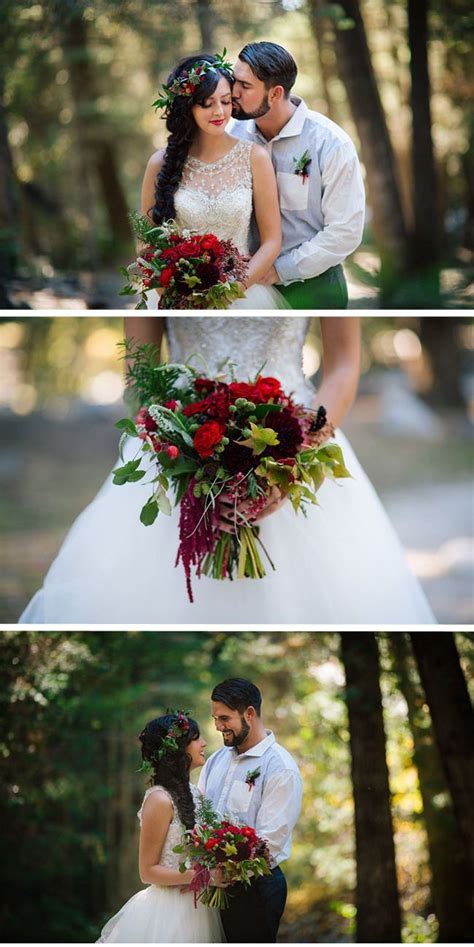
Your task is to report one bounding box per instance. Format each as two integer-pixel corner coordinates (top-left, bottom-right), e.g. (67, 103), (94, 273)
(98, 713), (224, 943)
(20, 316), (435, 624)
(140, 52), (288, 310)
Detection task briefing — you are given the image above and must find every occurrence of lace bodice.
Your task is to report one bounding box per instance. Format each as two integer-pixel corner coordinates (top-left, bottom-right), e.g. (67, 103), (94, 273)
(137, 784), (199, 870)
(166, 316), (316, 405)
(175, 139), (253, 254)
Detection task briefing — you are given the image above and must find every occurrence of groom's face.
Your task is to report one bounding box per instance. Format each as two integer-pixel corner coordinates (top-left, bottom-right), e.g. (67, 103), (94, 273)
(232, 59), (271, 121)
(211, 700), (251, 748)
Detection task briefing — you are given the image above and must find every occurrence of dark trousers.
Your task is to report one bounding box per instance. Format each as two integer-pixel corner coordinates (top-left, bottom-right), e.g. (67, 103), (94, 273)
(221, 866), (287, 943)
(277, 263), (348, 309)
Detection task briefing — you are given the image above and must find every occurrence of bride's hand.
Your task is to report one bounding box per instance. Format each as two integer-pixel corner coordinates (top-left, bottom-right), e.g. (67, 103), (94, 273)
(210, 867), (230, 888)
(218, 486), (286, 533)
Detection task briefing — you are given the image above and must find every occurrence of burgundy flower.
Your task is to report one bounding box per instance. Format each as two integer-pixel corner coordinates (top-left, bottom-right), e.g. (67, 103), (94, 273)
(265, 409), (303, 459)
(195, 261), (220, 289)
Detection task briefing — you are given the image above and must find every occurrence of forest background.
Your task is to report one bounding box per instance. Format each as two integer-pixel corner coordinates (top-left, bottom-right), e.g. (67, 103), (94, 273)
(0, 0), (473, 309)
(0, 314), (472, 623)
(1, 630), (473, 943)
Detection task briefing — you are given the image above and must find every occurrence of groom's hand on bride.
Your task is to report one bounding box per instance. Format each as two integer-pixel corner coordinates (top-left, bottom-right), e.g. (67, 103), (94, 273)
(259, 265), (279, 285)
(218, 486), (286, 533)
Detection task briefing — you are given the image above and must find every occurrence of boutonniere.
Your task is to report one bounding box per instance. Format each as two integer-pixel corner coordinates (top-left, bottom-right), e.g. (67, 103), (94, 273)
(293, 149), (311, 183)
(245, 767), (261, 791)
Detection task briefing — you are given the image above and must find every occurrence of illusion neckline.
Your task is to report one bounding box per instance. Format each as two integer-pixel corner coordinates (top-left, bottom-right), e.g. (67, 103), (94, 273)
(186, 139), (246, 169)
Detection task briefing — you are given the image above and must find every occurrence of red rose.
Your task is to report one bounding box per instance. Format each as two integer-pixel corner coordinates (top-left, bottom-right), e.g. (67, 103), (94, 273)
(159, 266), (174, 287)
(255, 376), (283, 400)
(166, 445), (180, 459)
(161, 247), (181, 264)
(228, 381), (259, 402)
(164, 400), (179, 410)
(193, 421), (223, 458)
(200, 234), (222, 255)
(205, 837), (219, 850)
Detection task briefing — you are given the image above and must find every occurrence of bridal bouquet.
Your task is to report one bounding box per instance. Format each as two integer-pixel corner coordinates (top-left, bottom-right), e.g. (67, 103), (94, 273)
(119, 213), (248, 309)
(113, 342), (351, 602)
(174, 797), (272, 909)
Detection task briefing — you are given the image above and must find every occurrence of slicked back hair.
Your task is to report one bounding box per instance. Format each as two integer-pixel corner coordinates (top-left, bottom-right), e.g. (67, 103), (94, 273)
(211, 678), (262, 716)
(239, 42), (297, 97)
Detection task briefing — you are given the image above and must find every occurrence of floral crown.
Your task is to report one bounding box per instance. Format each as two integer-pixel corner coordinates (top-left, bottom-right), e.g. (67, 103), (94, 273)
(153, 49), (233, 113)
(138, 709), (192, 775)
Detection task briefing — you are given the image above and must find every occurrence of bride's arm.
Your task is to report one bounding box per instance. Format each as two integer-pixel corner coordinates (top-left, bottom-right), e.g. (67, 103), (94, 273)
(139, 791), (194, 886)
(314, 317), (361, 428)
(124, 317), (165, 349)
(140, 150), (165, 220)
(245, 145), (282, 287)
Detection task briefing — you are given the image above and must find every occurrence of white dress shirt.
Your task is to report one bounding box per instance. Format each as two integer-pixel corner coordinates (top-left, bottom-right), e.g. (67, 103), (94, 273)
(198, 730), (302, 866)
(231, 97), (365, 283)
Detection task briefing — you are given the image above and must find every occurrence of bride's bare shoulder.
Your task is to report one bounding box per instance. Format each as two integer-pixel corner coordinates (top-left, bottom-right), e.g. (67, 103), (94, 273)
(145, 148), (166, 174)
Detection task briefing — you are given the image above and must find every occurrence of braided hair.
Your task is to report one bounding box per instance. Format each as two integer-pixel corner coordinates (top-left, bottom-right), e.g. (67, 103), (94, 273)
(138, 714), (200, 829)
(152, 55), (233, 224)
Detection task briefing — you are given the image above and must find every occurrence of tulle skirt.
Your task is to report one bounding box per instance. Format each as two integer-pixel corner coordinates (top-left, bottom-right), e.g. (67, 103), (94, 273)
(97, 883), (224, 943)
(20, 430), (434, 624)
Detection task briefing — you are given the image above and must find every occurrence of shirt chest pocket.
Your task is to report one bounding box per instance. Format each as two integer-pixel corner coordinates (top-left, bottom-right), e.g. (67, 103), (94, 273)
(277, 170), (310, 211)
(227, 780), (252, 813)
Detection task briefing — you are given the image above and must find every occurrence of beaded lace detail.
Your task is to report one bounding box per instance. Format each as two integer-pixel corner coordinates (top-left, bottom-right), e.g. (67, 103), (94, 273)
(175, 139), (253, 254)
(166, 317), (316, 405)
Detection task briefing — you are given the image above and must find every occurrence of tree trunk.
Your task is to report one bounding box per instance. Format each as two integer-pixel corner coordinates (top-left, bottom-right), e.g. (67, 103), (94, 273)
(307, 1), (340, 121)
(0, 71), (18, 304)
(195, 0), (215, 50)
(410, 633), (474, 874)
(407, 0), (439, 266)
(340, 632), (401, 942)
(389, 633), (474, 940)
(58, 8), (131, 263)
(307, 0), (408, 297)
(418, 316), (466, 407)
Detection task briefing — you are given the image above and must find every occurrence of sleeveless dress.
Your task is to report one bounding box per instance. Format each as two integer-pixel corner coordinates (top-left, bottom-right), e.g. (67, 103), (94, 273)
(149, 138), (289, 310)
(97, 785), (223, 943)
(20, 317), (435, 624)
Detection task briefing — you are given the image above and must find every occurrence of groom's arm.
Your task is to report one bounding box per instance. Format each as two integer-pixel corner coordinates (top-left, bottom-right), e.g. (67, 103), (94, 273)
(255, 769), (303, 866)
(274, 141), (365, 284)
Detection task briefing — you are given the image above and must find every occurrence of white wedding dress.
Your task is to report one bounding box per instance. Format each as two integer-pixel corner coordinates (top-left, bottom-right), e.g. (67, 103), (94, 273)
(97, 784), (223, 943)
(154, 137), (289, 310)
(20, 317), (434, 624)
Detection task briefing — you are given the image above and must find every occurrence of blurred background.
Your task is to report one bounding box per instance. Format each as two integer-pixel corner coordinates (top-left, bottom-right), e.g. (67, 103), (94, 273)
(0, 630), (473, 942)
(0, 0), (473, 309)
(0, 315), (472, 623)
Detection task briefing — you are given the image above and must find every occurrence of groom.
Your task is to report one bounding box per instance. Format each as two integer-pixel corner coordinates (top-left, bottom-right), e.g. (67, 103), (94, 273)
(198, 678), (302, 943)
(231, 41), (365, 308)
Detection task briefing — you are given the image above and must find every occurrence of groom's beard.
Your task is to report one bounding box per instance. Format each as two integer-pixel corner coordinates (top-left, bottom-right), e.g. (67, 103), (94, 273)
(232, 93), (270, 121)
(222, 716), (250, 748)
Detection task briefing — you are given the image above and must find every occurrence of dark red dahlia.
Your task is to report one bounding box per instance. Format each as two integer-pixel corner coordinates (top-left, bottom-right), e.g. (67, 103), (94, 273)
(264, 409), (303, 459)
(195, 261), (221, 289)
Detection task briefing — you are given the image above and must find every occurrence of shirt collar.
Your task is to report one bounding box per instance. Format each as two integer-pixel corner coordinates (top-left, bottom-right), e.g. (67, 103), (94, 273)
(250, 97), (308, 143)
(230, 729), (275, 759)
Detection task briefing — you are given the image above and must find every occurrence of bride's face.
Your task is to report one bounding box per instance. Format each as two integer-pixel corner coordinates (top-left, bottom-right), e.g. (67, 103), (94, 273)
(186, 734), (207, 770)
(192, 77), (233, 135)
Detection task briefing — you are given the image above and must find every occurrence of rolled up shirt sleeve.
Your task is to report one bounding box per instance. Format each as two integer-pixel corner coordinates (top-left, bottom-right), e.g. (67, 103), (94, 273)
(255, 769), (303, 866)
(275, 141), (365, 284)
